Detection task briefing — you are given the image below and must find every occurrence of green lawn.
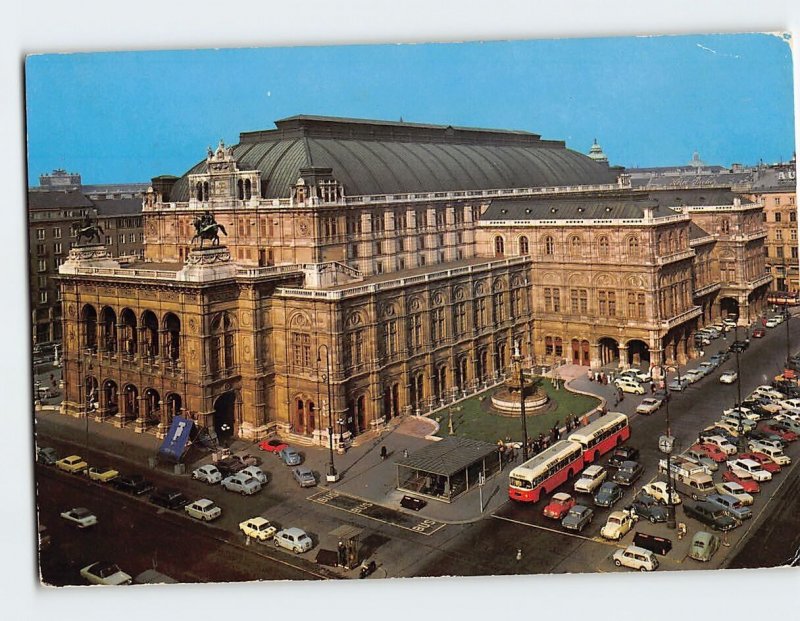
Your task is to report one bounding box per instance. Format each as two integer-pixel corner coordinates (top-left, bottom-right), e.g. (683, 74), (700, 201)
(434, 379), (601, 444)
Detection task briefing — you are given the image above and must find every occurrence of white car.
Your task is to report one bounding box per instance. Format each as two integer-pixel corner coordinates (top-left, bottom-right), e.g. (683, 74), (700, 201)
(718, 417), (755, 433)
(636, 398), (663, 415)
(184, 498), (222, 521)
(221, 473), (262, 495)
(748, 438), (784, 453)
(766, 318), (780, 328)
(240, 465), (268, 485)
(719, 371), (738, 384)
(620, 369), (651, 383)
(751, 386), (784, 400)
(239, 517), (277, 542)
(80, 561), (132, 586)
(727, 458), (772, 482)
(191, 464), (222, 485)
(574, 465), (607, 494)
(697, 362), (715, 376)
(615, 379), (645, 395)
(274, 527), (313, 554)
(714, 481), (754, 506)
(600, 510), (637, 541)
(779, 398), (800, 411)
(612, 545), (659, 572)
(60, 507), (98, 529)
(704, 434), (737, 455)
(683, 369), (705, 384)
(641, 481), (681, 505)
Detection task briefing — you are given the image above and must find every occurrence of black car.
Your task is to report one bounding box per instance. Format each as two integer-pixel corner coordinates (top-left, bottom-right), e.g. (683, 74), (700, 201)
(216, 456), (247, 477)
(607, 446), (640, 469)
(683, 501), (740, 532)
(149, 487), (190, 510)
(594, 482), (623, 508)
(628, 493), (668, 524)
(611, 460), (644, 487)
(729, 340), (749, 353)
(113, 474), (154, 496)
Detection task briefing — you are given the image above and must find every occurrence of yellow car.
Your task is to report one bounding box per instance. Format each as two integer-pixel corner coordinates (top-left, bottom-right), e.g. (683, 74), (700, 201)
(55, 455), (88, 474)
(88, 465), (119, 483)
(239, 517), (277, 542)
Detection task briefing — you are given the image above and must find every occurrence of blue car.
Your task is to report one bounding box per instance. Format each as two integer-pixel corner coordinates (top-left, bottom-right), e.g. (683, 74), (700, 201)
(279, 447), (302, 466)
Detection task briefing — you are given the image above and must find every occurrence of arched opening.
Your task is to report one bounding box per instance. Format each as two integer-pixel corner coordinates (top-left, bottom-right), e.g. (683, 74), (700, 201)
(244, 179), (252, 200)
(383, 383), (400, 420)
(544, 235), (555, 256)
(237, 179), (244, 200)
(456, 355), (469, 391)
(519, 236), (529, 255)
(410, 373), (425, 412)
(120, 308), (137, 357)
(85, 376), (98, 410)
(720, 297), (740, 320)
(627, 339), (650, 366)
(213, 391), (236, 442)
(355, 394), (367, 432)
(141, 310), (159, 359)
(123, 384), (139, 420)
(81, 304), (97, 351)
(571, 338), (580, 365)
(292, 396), (316, 435)
(100, 307), (117, 354)
(494, 236), (505, 257)
(432, 365), (447, 403)
(165, 393), (182, 422)
(598, 337), (619, 366)
(143, 388), (160, 427)
(195, 182), (203, 201)
(210, 312), (235, 374)
(581, 340), (590, 366)
(102, 379), (118, 416)
(163, 313), (181, 362)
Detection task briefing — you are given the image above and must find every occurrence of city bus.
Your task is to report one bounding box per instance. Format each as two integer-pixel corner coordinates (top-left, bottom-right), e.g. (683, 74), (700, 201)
(508, 440), (584, 503)
(568, 412), (630, 463)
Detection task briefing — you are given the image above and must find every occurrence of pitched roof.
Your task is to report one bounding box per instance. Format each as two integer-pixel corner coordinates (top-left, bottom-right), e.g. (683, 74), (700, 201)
(480, 193), (658, 221)
(169, 115), (618, 201)
(644, 188), (753, 207)
(395, 436), (499, 477)
(93, 198), (143, 216)
(27, 189), (94, 211)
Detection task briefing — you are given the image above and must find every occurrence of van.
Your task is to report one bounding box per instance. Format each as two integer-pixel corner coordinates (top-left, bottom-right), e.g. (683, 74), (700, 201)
(671, 473), (715, 501)
(612, 545), (659, 571)
(689, 531), (720, 562)
(707, 493), (752, 521)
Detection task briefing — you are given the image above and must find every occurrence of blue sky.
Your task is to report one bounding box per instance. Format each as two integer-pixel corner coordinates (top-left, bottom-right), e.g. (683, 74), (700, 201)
(25, 33), (795, 185)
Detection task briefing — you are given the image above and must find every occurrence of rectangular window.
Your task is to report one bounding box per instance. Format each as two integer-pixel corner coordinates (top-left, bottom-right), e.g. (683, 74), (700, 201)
(53, 228), (62, 239)
(455, 302), (466, 335)
(350, 243), (359, 258)
(37, 259), (46, 272)
(628, 292), (636, 317)
(376, 261), (384, 274)
(36, 228), (46, 240)
(552, 288), (560, 312)
(419, 236), (425, 249)
(384, 320), (398, 356)
(544, 288), (552, 312)
(39, 291), (48, 304)
(119, 234), (125, 244)
(38, 275), (47, 289)
(775, 212), (782, 222)
(372, 211), (385, 233)
(570, 289), (579, 313)
(776, 230), (783, 241)
(410, 315), (423, 349)
(54, 243), (62, 254)
(292, 333), (311, 368)
(777, 247), (784, 258)
(415, 210), (425, 231)
(608, 291), (616, 316)
(792, 229), (797, 241)
(791, 211), (797, 222)
(545, 336), (553, 355)
(598, 291), (607, 316)
(36, 243), (46, 255)
(375, 241), (382, 255)
(579, 289), (588, 313)
(792, 247), (798, 259)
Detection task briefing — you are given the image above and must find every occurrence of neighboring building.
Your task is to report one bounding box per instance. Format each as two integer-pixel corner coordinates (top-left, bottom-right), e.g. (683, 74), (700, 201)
(38, 169), (82, 190)
(748, 160), (798, 293)
(95, 198), (145, 260)
(55, 115), (768, 448)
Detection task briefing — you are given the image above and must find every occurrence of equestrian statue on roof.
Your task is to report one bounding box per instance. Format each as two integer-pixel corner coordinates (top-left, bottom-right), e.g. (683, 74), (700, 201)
(191, 210), (228, 248)
(74, 214), (105, 245)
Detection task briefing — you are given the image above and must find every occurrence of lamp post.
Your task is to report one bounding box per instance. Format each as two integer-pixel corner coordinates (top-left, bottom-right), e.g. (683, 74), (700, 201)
(660, 363), (677, 530)
(513, 339), (530, 462)
(317, 344), (339, 482)
(733, 325), (748, 453)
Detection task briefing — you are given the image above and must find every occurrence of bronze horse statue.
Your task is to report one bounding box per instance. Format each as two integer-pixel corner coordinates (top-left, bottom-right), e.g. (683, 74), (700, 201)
(74, 217), (105, 244)
(191, 213), (227, 248)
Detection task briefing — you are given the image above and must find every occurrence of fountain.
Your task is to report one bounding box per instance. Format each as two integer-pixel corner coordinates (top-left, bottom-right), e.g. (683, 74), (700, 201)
(490, 341), (549, 415)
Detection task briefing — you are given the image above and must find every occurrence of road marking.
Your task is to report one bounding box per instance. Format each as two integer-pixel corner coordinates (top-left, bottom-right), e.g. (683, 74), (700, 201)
(308, 490), (445, 536)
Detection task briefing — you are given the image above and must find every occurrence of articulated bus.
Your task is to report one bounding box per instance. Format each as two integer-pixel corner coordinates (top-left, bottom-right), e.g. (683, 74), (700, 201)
(508, 440), (584, 502)
(568, 411), (630, 463)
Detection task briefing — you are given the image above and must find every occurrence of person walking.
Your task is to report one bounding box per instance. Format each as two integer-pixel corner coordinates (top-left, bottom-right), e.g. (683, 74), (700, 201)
(380, 445), (387, 461)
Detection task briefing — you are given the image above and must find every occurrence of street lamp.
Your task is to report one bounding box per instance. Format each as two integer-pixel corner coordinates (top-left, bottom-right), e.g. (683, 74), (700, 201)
(512, 339), (530, 462)
(317, 344), (339, 482)
(733, 325), (748, 453)
(660, 363), (677, 530)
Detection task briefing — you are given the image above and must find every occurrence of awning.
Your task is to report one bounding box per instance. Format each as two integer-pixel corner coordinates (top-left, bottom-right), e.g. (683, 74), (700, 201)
(395, 436), (498, 477)
(158, 416), (194, 463)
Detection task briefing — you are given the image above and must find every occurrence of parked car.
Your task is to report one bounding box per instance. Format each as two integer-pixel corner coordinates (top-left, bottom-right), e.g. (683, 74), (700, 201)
(612, 545), (659, 571)
(752, 328), (766, 338)
(689, 531), (721, 562)
(88, 466), (119, 483)
(238, 453), (262, 467)
(112, 474), (154, 496)
(191, 464), (222, 485)
(738, 452), (781, 474)
(594, 482), (623, 508)
(221, 473), (262, 495)
(707, 493), (752, 521)
(543, 492), (575, 520)
(60, 507), (98, 529)
(697, 362), (716, 377)
(641, 481), (681, 505)
(689, 442), (727, 463)
(274, 527), (313, 554)
(239, 517), (277, 542)
(683, 501), (740, 532)
(620, 369), (651, 383)
(758, 422), (798, 442)
(720, 371), (738, 384)
(258, 438), (288, 453)
(80, 561), (132, 586)
(684, 449), (718, 472)
(600, 509), (637, 540)
(773, 416), (800, 434)
(721, 470), (761, 494)
(184, 498), (222, 521)
(747, 434), (786, 452)
(727, 458), (772, 482)
(765, 317), (780, 328)
(574, 464), (607, 494)
(560, 504), (594, 532)
(714, 481), (753, 506)
(636, 398), (662, 415)
(607, 446), (640, 469)
(752, 385), (785, 400)
(611, 461), (643, 487)
(729, 340), (749, 353)
(216, 456), (248, 477)
(239, 465), (268, 485)
(629, 493), (668, 523)
(668, 377), (689, 392)
(279, 447), (303, 466)
(723, 406), (760, 422)
(55, 455), (88, 474)
(615, 378), (645, 395)
(36, 446), (58, 465)
(702, 435), (737, 455)
(149, 488), (190, 510)
(683, 369), (705, 384)
(292, 466), (317, 488)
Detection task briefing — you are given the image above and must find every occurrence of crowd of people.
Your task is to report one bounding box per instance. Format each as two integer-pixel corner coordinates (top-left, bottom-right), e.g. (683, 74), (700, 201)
(498, 413), (586, 464)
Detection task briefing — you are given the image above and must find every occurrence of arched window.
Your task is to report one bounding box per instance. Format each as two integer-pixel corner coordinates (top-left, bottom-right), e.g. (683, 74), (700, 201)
(195, 182), (203, 201)
(721, 218), (730, 234)
(494, 236), (505, 257)
(210, 312), (235, 374)
(237, 179), (244, 200)
(544, 235), (555, 256)
(244, 179), (252, 200)
(519, 236), (529, 255)
(100, 306), (117, 354)
(598, 236), (610, 257)
(569, 235), (582, 258)
(141, 310), (159, 359)
(628, 236), (639, 257)
(679, 229), (686, 249)
(668, 231), (676, 252)
(163, 313), (181, 362)
(81, 304), (97, 351)
(203, 182), (209, 201)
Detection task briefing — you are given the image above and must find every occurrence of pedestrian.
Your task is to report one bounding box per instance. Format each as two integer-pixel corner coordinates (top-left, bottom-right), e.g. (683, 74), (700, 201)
(587, 369), (593, 381)
(403, 448), (409, 459)
(613, 395), (619, 407)
(650, 381), (655, 393)
(380, 445), (387, 461)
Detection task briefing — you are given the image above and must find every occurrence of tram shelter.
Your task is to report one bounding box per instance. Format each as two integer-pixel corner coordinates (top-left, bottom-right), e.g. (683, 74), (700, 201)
(395, 436), (502, 503)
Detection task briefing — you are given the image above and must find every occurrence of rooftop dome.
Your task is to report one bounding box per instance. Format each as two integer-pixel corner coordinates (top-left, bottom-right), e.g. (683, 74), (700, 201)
(588, 139), (608, 164)
(169, 116), (618, 201)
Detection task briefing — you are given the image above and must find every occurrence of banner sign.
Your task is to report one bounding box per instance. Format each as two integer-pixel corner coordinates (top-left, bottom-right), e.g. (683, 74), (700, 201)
(158, 415), (194, 463)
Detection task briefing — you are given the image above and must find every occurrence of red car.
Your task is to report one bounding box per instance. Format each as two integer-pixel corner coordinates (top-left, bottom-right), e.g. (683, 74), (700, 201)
(722, 469), (761, 494)
(758, 424), (797, 442)
(739, 452), (781, 474)
(258, 438), (289, 453)
(752, 328), (766, 338)
(542, 492), (576, 519)
(690, 442), (728, 463)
